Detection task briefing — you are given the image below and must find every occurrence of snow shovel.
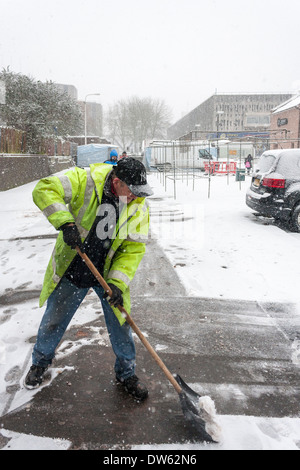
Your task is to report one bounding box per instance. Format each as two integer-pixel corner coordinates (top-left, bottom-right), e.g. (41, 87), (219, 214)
(75, 247), (221, 443)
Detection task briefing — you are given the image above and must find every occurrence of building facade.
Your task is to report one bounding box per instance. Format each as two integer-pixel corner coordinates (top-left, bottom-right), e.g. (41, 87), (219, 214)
(55, 83), (103, 138)
(78, 100), (103, 138)
(55, 83), (78, 101)
(167, 93), (293, 141)
(270, 95), (300, 149)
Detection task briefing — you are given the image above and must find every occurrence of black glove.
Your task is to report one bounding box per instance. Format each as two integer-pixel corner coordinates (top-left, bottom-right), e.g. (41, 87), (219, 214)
(104, 283), (123, 307)
(60, 223), (84, 251)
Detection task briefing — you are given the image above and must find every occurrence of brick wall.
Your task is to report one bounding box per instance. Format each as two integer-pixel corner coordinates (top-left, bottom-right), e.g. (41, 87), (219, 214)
(0, 155), (74, 191)
(270, 107), (300, 149)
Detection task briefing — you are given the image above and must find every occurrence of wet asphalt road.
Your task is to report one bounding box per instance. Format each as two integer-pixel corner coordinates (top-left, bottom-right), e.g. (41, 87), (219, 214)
(0, 239), (299, 449)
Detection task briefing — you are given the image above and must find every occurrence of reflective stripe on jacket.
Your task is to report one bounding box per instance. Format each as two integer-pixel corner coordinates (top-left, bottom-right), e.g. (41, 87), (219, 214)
(32, 163), (150, 325)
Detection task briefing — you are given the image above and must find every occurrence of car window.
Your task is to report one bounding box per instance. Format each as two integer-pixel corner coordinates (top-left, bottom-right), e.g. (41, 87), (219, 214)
(256, 155), (276, 173)
(276, 154), (300, 178)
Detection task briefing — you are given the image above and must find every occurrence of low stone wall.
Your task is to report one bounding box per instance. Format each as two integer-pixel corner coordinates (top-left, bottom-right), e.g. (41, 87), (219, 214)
(0, 155), (74, 191)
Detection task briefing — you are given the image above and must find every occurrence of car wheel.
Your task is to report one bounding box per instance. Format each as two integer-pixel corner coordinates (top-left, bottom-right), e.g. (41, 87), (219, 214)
(290, 204), (300, 232)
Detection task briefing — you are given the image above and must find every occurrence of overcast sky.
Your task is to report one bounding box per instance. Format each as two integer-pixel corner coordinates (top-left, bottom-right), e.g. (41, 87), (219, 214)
(1, 0), (300, 123)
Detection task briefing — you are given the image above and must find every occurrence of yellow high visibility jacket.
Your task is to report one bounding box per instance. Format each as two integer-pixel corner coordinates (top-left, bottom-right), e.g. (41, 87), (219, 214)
(32, 163), (150, 325)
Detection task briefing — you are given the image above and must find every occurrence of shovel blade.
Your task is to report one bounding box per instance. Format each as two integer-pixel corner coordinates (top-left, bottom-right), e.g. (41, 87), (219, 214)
(175, 375), (217, 443)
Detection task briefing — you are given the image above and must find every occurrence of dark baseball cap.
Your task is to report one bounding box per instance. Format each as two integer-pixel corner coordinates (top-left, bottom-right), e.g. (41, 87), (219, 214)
(115, 157), (153, 197)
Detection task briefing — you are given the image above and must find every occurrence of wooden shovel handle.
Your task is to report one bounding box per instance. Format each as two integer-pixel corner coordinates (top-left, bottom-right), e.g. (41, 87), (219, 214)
(75, 247), (182, 395)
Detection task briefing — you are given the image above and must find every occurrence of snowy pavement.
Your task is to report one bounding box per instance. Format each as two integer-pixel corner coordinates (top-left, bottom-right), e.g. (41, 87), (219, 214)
(0, 171), (300, 450)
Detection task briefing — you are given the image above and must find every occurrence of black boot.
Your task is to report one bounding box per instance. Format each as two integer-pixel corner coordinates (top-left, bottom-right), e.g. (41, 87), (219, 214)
(117, 375), (148, 401)
(24, 365), (47, 389)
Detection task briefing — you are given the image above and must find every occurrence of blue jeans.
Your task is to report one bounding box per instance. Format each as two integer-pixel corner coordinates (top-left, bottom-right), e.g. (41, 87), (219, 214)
(32, 277), (136, 380)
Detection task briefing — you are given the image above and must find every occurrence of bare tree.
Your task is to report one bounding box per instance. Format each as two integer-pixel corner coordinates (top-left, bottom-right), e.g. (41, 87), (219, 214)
(106, 96), (172, 153)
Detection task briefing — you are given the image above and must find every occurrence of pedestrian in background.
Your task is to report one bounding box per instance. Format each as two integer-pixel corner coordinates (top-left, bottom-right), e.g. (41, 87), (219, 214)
(245, 154), (253, 174)
(104, 149), (118, 165)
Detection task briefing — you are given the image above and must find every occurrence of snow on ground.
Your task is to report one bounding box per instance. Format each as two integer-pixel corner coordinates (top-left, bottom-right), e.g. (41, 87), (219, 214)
(0, 428), (71, 451)
(0, 171), (300, 450)
(149, 171), (300, 305)
(133, 415), (300, 451)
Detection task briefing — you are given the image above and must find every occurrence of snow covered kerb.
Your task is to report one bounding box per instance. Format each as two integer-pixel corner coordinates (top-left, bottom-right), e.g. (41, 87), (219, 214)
(147, 201), (205, 245)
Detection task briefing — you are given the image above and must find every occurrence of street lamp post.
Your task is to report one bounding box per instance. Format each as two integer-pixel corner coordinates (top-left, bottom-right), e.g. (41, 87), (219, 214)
(84, 93), (100, 145)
